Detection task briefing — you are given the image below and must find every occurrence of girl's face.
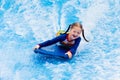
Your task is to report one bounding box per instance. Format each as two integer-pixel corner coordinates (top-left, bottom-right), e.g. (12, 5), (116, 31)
(68, 26), (82, 40)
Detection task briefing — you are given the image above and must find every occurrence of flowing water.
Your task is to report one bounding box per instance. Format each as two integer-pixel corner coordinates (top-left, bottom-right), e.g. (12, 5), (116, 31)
(0, 0), (120, 80)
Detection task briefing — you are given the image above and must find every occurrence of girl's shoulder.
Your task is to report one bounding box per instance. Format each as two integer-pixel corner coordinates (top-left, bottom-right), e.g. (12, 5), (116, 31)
(55, 33), (67, 41)
(58, 33), (67, 37)
(75, 37), (81, 42)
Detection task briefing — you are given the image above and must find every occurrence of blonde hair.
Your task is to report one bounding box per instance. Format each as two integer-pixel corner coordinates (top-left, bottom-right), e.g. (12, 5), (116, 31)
(65, 22), (89, 42)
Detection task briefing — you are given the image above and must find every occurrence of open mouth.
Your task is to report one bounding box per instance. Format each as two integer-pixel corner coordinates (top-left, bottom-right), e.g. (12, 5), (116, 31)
(72, 35), (77, 39)
(73, 35), (77, 37)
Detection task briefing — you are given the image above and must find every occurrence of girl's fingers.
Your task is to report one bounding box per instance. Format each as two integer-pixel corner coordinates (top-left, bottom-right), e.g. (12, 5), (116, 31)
(33, 45), (40, 50)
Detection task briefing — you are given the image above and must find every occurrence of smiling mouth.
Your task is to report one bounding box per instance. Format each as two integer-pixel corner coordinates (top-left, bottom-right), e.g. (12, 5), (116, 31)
(73, 35), (77, 38)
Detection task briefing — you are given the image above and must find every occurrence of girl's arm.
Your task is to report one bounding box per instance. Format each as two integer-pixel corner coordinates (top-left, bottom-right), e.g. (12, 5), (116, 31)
(38, 34), (66, 48)
(66, 37), (81, 58)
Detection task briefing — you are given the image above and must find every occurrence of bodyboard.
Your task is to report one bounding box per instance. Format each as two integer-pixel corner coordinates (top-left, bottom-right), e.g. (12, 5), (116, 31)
(34, 44), (69, 59)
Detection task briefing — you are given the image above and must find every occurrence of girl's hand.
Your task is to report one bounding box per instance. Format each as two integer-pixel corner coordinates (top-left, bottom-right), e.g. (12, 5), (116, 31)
(34, 45), (40, 50)
(65, 51), (72, 59)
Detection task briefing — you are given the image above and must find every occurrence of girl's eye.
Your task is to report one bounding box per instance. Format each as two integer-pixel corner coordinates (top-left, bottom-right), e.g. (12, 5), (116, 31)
(73, 31), (76, 33)
(77, 32), (80, 34)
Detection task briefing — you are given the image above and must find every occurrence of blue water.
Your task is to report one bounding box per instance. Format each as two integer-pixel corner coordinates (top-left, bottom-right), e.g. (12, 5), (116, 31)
(0, 0), (120, 80)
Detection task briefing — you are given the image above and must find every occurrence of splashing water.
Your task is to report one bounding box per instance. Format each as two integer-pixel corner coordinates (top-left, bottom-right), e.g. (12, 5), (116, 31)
(0, 0), (120, 80)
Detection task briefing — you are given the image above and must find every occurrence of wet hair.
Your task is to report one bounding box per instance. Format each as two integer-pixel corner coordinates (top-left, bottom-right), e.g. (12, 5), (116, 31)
(64, 22), (89, 42)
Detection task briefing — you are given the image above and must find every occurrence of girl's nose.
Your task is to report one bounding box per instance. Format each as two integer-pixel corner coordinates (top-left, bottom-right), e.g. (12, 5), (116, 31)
(74, 33), (78, 36)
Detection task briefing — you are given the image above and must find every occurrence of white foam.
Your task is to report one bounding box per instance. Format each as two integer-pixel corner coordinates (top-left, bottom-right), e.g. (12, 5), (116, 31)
(1, 0), (120, 80)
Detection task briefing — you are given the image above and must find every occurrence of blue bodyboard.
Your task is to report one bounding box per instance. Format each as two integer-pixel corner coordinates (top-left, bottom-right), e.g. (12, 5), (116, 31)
(34, 44), (69, 59)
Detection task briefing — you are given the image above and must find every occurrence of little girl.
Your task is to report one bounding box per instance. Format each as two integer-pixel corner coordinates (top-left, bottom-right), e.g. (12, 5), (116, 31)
(34, 22), (88, 59)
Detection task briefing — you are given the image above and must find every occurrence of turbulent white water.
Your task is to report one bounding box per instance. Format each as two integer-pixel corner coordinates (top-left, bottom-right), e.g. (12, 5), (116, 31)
(0, 0), (120, 80)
